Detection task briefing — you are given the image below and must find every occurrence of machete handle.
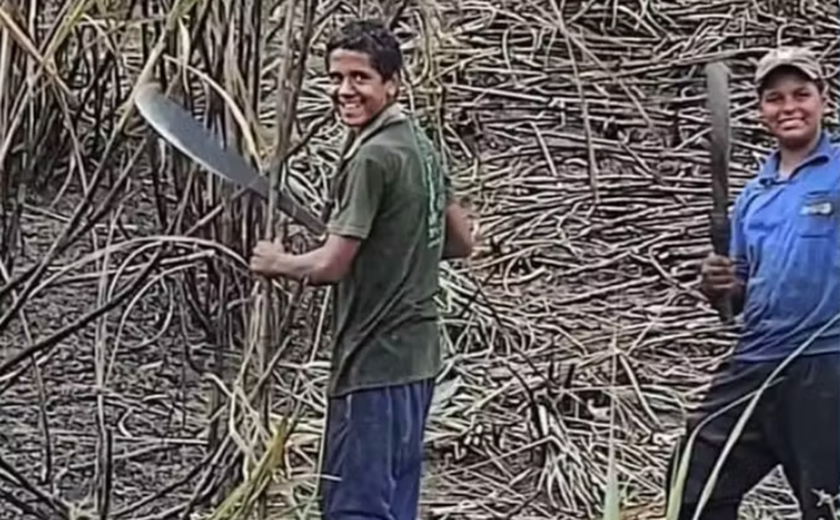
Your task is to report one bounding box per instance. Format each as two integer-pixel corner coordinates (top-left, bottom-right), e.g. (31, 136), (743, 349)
(709, 212), (734, 325)
(713, 293), (734, 326)
(709, 212), (730, 257)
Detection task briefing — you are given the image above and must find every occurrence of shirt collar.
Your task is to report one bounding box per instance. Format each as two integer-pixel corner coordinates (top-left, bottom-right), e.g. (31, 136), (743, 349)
(758, 130), (833, 183)
(340, 102), (409, 162)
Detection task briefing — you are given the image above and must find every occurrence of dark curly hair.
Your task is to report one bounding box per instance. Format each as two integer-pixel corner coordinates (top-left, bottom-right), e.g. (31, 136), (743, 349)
(324, 19), (403, 80)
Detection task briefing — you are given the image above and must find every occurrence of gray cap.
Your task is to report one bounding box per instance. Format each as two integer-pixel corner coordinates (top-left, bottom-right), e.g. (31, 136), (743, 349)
(755, 47), (824, 87)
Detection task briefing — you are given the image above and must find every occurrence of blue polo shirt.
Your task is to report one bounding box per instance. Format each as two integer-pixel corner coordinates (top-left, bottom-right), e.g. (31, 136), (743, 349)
(730, 131), (840, 361)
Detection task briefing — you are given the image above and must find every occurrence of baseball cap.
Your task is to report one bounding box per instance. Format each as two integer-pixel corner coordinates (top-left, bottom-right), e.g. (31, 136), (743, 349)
(754, 46), (824, 87)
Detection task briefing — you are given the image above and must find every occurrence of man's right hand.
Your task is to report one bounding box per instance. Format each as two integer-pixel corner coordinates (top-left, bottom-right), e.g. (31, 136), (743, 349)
(700, 253), (737, 296)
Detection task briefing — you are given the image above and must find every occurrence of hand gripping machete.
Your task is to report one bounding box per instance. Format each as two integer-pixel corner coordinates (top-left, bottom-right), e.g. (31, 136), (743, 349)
(704, 62), (734, 325)
(133, 83), (326, 235)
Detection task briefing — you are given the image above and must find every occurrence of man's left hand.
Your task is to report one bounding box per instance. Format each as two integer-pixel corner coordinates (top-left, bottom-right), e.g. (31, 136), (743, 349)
(250, 239), (284, 278)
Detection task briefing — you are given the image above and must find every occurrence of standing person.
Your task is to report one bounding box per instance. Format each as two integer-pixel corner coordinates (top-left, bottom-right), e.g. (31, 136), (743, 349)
(667, 46), (840, 520)
(249, 18), (474, 520)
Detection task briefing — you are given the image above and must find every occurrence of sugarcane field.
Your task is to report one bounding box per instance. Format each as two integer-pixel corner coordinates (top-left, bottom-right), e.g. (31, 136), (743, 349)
(1, 0), (839, 519)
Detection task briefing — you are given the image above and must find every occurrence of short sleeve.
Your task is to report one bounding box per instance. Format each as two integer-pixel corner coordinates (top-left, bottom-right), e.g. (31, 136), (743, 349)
(729, 191), (749, 282)
(327, 151), (387, 240)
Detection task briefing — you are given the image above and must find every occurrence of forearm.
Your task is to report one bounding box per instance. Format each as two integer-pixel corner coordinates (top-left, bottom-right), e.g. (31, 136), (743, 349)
(442, 239), (469, 260)
(442, 202), (474, 259)
(269, 249), (334, 285)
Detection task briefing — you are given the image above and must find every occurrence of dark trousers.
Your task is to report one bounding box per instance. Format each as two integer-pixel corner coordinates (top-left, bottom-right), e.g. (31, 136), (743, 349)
(319, 378), (435, 520)
(667, 353), (840, 520)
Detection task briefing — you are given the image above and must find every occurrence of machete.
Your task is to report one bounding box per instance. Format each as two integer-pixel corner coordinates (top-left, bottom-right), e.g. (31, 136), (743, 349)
(133, 83), (326, 235)
(704, 62), (734, 325)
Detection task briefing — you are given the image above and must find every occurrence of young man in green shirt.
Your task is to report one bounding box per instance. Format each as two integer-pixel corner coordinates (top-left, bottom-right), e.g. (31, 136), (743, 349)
(249, 18), (474, 520)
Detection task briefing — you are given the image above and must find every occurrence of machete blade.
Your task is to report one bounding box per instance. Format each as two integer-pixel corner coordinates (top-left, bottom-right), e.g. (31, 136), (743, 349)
(133, 83), (325, 235)
(704, 61), (734, 325)
(705, 62), (731, 218)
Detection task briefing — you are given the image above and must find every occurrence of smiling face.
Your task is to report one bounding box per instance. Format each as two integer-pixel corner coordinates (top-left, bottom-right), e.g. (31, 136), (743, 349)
(758, 67), (825, 150)
(328, 49), (398, 129)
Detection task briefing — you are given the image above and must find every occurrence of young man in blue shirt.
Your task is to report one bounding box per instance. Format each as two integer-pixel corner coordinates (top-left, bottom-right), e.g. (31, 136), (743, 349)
(668, 47), (840, 520)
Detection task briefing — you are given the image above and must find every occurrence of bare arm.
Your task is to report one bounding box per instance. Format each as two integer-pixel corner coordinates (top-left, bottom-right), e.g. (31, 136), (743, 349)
(250, 234), (361, 285)
(442, 201), (474, 260)
(254, 146), (383, 284)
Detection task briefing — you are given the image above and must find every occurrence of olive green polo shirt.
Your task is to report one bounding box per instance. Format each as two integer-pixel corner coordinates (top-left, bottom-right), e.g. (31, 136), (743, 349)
(325, 103), (452, 397)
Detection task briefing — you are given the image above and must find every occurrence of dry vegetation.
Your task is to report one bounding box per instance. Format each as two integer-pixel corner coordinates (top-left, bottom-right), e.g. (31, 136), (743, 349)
(0, 0), (839, 519)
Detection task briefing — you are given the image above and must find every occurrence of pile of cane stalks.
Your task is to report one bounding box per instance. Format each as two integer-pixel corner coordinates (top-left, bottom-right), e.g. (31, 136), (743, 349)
(0, 0), (838, 519)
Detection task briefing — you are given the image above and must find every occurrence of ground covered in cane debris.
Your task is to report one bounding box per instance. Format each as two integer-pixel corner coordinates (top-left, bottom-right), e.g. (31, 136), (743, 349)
(1, 0), (839, 519)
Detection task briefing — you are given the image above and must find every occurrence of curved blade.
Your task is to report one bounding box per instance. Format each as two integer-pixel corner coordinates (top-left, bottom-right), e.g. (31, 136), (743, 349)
(134, 83), (325, 235)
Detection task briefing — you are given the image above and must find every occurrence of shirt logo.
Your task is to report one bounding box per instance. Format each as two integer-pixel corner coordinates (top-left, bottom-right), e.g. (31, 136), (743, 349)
(411, 122), (445, 249)
(800, 200), (834, 216)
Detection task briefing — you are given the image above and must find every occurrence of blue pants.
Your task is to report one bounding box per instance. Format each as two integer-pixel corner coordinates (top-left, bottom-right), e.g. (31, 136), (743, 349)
(319, 378), (435, 520)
